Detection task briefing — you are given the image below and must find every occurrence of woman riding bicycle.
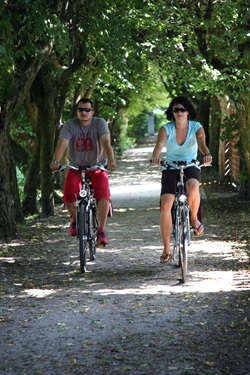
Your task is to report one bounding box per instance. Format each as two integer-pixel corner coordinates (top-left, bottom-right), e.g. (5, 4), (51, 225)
(151, 96), (212, 263)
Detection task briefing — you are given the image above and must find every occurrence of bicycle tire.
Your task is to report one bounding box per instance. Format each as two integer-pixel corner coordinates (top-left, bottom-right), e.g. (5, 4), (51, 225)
(186, 206), (191, 246)
(173, 206), (181, 267)
(180, 209), (188, 283)
(178, 216), (182, 268)
(78, 204), (88, 272)
(89, 204), (98, 261)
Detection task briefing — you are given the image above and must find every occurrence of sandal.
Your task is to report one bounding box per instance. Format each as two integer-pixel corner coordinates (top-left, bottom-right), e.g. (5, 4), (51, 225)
(193, 223), (204, 236)
(160, 253), (172, 264)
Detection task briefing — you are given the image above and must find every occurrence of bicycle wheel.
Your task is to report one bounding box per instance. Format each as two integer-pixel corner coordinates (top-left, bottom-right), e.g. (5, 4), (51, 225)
(186, 206), (191, 246)
(78, 204), (88, 272)
(173, 206), (181, 267)
(88, 204), (98, 261)
(180, 209), (188, 283)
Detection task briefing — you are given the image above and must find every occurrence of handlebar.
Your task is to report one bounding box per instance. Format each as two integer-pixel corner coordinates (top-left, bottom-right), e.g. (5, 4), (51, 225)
(150, 159), (209, 169)
(161, 159), (202, 168)
(52, 163), (107, 173)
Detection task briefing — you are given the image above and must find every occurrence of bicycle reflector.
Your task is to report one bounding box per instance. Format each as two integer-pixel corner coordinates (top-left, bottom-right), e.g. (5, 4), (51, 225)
(179, 194), (187, 203)
(79, 189), (87, 198)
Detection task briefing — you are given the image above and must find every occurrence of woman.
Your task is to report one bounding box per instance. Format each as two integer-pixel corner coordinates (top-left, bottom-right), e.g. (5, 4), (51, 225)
(151, 96), (212, 263)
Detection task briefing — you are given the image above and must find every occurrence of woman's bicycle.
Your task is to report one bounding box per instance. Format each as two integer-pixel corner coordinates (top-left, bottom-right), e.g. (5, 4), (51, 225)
(54, 163), (106, 273)
(159, 159), (205, 283)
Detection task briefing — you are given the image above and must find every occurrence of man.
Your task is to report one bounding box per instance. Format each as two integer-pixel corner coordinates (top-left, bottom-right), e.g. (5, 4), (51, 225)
(50, 98), (116, 246)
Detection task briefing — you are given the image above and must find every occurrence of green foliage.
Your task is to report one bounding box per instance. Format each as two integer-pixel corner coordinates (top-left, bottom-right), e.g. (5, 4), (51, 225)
(154, 111), (167, 132)
(16, 167), (25, 201)
(220, 114), (240, 142)
(126, 111), (148, 141)
(9, 107), (35, 140)
(1, 0), (250, 204)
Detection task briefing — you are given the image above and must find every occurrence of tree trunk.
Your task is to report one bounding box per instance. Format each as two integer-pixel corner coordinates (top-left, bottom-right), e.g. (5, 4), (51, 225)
(31, 68), (57, 217)
(238, 95), (250, 200)
(22, 142), (41, 216)
(39, 105), (56, 217)
(210, 95), (221, 169)
(21, 94), (40, 215)
(0, 127), (21, 241)
(0, 53), (50, 241)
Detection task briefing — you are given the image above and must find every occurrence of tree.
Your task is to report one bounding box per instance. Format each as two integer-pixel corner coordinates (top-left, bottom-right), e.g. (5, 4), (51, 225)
(0, 52), (50, 241)
(131, 0), (250, 196)
(1, 0), (250, 242)
(0, 0), (63, 238)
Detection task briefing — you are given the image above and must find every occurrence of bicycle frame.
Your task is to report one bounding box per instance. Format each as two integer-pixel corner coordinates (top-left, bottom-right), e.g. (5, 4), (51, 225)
(76, 170), (99, 271)
(53, 163), (105, 272)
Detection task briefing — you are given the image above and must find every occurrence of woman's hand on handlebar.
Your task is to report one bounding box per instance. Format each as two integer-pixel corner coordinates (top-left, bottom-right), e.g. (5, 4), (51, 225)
(151, 156), (162, 166)
(202, 154), (213, 166)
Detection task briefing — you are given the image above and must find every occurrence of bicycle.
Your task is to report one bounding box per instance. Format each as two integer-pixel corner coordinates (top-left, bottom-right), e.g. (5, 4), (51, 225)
(54, 163), (106, 273)
(155, 159), (205, 283)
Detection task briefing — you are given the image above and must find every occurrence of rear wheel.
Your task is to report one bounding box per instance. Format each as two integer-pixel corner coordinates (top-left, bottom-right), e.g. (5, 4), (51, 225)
(78, 204), (88, 272)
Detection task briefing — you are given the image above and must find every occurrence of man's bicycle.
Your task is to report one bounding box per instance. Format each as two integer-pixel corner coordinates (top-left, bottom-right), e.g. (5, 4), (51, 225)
(54, 164), (106, 273)
(159, 159), (205, 283)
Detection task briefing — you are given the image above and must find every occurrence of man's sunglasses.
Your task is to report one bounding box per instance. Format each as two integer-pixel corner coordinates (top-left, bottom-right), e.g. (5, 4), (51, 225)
(77, 107), (92, 112)
(172, 108), (187, 113)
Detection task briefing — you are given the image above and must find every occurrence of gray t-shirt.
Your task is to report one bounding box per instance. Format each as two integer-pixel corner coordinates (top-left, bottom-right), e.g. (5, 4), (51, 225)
(60, 117), (110, 167)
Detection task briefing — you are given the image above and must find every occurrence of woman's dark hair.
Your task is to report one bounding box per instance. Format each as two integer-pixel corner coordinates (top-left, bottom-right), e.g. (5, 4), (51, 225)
(165, 96), (197, 120)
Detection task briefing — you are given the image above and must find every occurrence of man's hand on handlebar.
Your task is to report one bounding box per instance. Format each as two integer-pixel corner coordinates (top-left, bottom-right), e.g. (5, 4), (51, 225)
(107, 160), (117, 171)
(50, 160), (60, 171)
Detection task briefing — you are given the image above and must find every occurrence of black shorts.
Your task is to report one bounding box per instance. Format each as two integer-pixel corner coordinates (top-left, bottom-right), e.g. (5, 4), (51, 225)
(161, 166), (201, 195)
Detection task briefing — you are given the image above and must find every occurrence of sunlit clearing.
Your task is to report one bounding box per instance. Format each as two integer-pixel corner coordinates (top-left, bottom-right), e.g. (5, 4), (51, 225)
(88, 268), (249, 296)
(24, 289), (56, 298)
(111, 184), (159, 194)
(143, 245), (162, 250)
(0, 257), (15, 263)
(47, 224), (66, 229)
(1, 242), (26, 248)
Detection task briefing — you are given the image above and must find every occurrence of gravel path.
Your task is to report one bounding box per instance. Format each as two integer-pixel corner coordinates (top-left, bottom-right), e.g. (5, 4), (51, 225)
(1, 142), (249, 375)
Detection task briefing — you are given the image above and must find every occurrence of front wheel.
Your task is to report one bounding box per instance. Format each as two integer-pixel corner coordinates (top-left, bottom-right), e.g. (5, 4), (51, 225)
(88, 204), (98, 261)
(180, 209), (189, 283)
(78, 204), (88, 272)
(172, 206), (181, 267)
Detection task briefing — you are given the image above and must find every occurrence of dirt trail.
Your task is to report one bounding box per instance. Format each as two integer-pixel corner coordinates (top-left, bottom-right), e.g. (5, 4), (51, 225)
(1, 142), (249, 375)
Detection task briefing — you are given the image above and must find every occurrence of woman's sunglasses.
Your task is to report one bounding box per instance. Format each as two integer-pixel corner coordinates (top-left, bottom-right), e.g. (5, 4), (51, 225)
(172, 108), (187, 113)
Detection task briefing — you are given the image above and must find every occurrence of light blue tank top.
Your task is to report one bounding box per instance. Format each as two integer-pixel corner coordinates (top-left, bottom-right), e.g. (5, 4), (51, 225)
(163, 121), (202, 169)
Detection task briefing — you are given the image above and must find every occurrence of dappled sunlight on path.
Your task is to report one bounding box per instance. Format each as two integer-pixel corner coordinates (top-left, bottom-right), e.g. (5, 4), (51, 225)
(1, 141), (249, 375)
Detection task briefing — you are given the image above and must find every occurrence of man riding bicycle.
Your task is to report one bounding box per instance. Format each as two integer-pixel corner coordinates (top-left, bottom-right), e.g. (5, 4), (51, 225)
(50, 98), (116, 246)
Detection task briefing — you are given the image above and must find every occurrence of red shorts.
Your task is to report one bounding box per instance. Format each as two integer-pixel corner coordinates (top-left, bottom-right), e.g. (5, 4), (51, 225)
(63, 169), (110, 203)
